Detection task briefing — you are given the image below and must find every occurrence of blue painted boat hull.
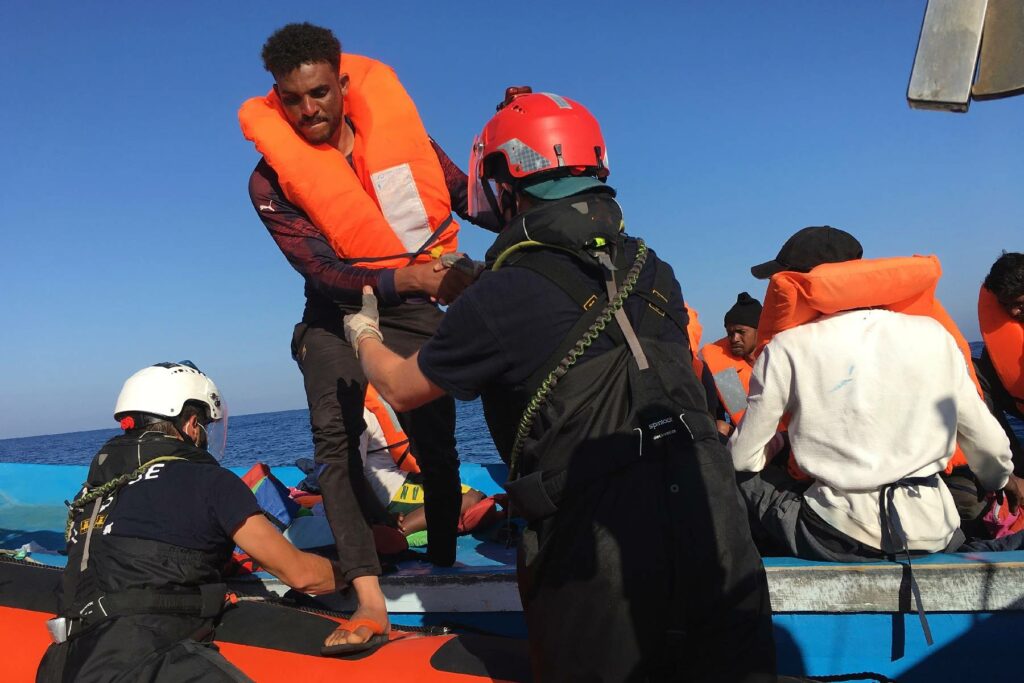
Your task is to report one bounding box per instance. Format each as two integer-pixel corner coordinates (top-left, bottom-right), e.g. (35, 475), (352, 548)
(3, 462), (1023, 680)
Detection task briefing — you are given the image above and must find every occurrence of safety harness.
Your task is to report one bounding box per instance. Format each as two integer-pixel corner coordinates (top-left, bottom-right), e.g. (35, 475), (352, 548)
(486, 193), (706, 523)
(52, 433), (237, 644)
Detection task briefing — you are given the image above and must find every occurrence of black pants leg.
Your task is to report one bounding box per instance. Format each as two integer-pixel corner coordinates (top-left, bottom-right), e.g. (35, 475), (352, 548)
(297, 324), (381, 582)
(295, 302), (461, 577)
(375, 303), (461, 567)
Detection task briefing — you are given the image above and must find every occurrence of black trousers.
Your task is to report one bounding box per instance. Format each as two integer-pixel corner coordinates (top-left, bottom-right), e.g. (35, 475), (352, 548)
(518, 445), (777, 682)
(293, 302), (461, 579)
(37, 616), (252, 683)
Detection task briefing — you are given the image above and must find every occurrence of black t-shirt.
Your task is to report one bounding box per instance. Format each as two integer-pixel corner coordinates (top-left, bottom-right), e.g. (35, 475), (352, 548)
(418, 247), (689, 401)
(96, 461), (262, 553)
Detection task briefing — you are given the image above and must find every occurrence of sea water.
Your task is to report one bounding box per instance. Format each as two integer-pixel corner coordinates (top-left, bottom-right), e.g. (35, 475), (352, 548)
(2, 348), (1022, 467)
(0, 399), (501, 467)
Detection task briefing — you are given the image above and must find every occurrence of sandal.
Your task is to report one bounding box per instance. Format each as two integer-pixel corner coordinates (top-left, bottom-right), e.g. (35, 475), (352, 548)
(320, 617), (390, 657)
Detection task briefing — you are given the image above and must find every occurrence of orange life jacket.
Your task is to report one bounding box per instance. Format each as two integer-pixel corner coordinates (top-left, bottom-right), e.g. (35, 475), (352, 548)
(685, 304), (705, 378)
(978, 286), (1024, 413)
(756, 255), (979, 472)
(238, 54), (459, 268)
(700, 338), (752, 424)
(365, 384), (420, 474)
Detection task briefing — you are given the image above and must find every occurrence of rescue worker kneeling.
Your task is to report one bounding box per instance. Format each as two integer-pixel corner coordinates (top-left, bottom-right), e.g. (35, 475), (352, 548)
(37, 362), (347, 683)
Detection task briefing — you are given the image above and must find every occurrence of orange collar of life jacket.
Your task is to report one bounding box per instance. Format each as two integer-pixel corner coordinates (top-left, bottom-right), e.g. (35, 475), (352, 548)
(238, 54), (458, 269)
(979, 286), (1024, 412)
(756, 255), (980, 472)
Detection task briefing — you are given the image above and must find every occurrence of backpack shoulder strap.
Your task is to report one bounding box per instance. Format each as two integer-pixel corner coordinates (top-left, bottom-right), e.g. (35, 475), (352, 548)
(502, 249), (619, 394)
(633, 259), (688, 336)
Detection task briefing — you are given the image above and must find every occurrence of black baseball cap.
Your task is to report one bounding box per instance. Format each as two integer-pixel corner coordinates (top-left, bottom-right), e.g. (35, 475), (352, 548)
(750, 226), (863, 279)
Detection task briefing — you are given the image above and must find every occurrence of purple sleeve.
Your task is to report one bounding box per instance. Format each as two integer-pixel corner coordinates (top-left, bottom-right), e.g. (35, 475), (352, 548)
(248, 161), (400, 306)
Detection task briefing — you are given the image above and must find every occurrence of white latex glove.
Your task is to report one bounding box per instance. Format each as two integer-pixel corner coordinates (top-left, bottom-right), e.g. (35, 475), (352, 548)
(343, 287), (383, 357)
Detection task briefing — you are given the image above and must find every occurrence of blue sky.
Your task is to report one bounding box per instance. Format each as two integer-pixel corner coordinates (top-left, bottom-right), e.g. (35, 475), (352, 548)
(1, 1), (1020, 438)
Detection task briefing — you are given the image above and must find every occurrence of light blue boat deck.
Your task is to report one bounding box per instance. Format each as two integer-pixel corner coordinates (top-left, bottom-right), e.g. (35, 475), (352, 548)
(3, 462), (1023, 680)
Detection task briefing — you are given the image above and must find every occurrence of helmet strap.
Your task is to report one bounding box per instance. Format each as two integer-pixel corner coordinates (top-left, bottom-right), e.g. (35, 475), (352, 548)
(481, 177), (503, 221)
(173, 415), (207, 450)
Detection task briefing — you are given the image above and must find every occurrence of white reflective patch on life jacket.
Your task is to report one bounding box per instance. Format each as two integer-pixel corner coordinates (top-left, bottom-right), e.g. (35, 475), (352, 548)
(713, 367), (749, 416)
(370, 163), (433, 253)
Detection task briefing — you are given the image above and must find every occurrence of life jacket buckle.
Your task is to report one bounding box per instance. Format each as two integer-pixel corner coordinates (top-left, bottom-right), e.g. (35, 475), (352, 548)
(45, 617), (69, 644)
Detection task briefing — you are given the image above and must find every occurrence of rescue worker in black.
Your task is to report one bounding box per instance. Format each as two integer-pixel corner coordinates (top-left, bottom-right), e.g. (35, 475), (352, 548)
(342, 88), (777, 682)
(36, 362), (346, 682)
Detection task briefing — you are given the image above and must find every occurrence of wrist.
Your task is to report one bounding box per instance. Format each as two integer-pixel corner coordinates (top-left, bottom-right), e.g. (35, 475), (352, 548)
(393, 266), (418, 295)
(354, 331), (384, 358)
(376, 270), (400, 306)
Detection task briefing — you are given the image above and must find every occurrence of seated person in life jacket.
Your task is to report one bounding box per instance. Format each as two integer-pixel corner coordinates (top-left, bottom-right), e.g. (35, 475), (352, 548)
(341, 88), (777, 682)
(728, 226), (1023, 564)
(949, 252), (1024, 537)
(700, 292), (762, 437)
(977, 252), (1024, 470)
(360, 386), (501, 546)
(37, 362), (353, 683)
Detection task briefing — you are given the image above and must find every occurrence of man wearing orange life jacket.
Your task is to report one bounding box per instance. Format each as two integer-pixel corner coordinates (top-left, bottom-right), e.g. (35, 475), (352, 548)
(700, 292), (762, 435)
(939, 252), (1024, 539)
(977, 252), (1024, 467)
(240, 23), (490, 655)
(728, 226), (1021, 565)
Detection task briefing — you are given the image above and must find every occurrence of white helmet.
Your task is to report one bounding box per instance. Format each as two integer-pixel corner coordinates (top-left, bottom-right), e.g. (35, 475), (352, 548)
(114, 361), (228, 459)
(115, 361), (224, 421)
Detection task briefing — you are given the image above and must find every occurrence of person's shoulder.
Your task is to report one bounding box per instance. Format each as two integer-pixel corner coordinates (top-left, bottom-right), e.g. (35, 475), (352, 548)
(161, 460), (239, 485)
(248, 157), (279, 200)
(876, 309), (952, 339)
(461, 263), (562, 307)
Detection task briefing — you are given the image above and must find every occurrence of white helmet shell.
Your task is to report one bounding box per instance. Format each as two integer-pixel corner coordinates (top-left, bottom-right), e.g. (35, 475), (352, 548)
(114, 362), (224, 422)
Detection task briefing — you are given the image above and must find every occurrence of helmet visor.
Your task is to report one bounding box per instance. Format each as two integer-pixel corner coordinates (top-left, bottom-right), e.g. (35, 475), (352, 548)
(467, 135), (500, 222)
(202, 409), (228, 462)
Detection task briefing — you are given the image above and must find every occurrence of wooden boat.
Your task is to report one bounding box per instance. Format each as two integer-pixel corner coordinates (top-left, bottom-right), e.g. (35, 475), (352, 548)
(2, 461), (1023, 681)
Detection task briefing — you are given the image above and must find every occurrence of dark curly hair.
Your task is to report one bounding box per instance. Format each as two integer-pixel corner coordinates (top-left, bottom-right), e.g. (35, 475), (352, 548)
(261, 23), (341, 77)
(984, 251), (1024, 301)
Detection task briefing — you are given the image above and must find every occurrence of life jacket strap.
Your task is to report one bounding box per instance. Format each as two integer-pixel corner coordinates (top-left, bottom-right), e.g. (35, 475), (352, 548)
(343, 215), (454, 266)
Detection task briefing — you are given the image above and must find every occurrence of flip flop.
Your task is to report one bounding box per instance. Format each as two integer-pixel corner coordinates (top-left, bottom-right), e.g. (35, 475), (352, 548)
(320, 617), (390, 657)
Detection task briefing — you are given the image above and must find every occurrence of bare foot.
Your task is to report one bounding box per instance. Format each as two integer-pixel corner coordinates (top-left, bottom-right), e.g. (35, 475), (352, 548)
(323, 603), (390, 647)
(323, 576), (389, 648)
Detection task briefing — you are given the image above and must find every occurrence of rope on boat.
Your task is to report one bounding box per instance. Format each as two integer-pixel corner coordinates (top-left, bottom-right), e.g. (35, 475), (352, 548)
(799, 673), (896, 683)
(227, 591), (452, 635)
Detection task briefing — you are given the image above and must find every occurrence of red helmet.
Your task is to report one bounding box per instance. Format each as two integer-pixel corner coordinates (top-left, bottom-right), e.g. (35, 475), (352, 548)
(468, 87), (610, 220)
